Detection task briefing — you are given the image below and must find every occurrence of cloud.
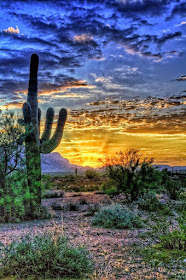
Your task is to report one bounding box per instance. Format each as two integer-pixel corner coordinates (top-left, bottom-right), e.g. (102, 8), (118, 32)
(167, 2), (186, 20)
(74, 34), (94, 43)
(176, 74), (186, 81)
(2, 25), (19, 34)
(66, 95), (186, 134)
(176, 21), (186, 26)
(0, 0), (185, 111)
(157, 31), (182, 44)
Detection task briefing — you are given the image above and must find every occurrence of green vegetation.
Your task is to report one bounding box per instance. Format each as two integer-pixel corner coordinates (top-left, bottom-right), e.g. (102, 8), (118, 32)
(141, 226), (186, 267)
(19, 54), (67, 212)
(85, 170), (99, 180)
(0, 54), (67, 222)
(0, 170), (50, 223)
(137, 192), (172, 215)
(92, 203), (143, 229)
(101, 149), (162, 201)
(0, 111), (24, 189)
(100, 180), (120, 196)
(0, 232), (94, 279)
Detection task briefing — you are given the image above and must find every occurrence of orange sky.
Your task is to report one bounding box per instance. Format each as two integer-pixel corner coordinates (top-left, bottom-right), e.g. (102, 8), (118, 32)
(56, 128), (186, 167)
(1, 95), (186, 167)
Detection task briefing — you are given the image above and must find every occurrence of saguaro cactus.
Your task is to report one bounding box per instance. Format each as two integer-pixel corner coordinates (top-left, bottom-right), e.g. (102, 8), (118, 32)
(21, 54), (67, 212)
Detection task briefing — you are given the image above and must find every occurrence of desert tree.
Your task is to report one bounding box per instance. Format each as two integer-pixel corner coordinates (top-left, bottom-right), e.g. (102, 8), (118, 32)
(100, 149), (161, 201)
(0, 110), (24, 189)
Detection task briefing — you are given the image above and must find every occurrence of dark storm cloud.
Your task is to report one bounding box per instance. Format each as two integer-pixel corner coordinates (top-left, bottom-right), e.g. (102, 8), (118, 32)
(0, 0), (185, 108)
(157, 31), (182, 44)
(167, 2), (186, 20)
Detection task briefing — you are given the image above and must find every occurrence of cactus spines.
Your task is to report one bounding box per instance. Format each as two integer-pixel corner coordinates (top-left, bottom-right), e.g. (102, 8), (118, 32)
(22, 54), (67, 211)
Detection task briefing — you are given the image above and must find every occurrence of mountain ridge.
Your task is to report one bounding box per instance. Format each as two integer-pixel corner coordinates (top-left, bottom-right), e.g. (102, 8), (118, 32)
(41, 152), (186, 174)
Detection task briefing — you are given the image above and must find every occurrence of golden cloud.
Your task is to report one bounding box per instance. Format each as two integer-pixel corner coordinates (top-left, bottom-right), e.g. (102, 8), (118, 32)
(3, 26), (20, 34)
(74, 34), (93, 43)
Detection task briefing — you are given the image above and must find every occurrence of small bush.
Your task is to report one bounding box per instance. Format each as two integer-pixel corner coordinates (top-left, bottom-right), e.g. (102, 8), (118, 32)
(101, 180), (120, 196)
(173, 200), (186, 213)
(163, 177), (183, 200)
(0, 232), (93, 279)
(92, 204), (143, 229)
(0, 171), (51, 223)
(51, 202), (63, 210)
(0, 172), (31, 223)
(41, 174), (54, 190)
(64, 202), (79, 211)
(85, 170), (99, 180)
(160, 229), (186, 250)
(137, 193), (172, 215)
(86, 204), (100, 216)
(141, 226), (186, 269)
(43, 190), (64, 199)
(68, 174), (76, 182)
(142, 246), (185, 267)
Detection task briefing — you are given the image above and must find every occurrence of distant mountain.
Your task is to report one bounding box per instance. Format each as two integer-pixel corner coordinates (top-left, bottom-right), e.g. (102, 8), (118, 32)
(41, 152), (93, 174)
(41, 153), (186, 173)
(41, 153), (186, 174)
(153, 164), (186, 171)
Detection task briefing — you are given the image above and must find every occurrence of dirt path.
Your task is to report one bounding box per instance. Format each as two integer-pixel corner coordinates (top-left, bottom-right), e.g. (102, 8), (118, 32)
(0, 193), (181, 279)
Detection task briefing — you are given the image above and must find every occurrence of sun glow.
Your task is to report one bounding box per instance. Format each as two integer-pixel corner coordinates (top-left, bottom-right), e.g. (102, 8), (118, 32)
(55, 129), (186, 168)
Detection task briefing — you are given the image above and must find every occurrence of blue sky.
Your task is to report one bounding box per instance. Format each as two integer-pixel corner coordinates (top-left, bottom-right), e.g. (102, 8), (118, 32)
(0, 0), (186, 166)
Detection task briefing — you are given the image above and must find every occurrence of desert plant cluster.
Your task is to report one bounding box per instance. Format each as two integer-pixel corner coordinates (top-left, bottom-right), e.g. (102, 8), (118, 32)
(0, 55), (185, 279)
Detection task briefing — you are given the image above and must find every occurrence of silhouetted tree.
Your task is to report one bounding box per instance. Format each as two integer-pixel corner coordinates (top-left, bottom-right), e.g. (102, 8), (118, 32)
(101, 149), (161, 201)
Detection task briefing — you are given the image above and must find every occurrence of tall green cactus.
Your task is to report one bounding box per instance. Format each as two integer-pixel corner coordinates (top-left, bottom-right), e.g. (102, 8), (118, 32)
(21, 54), (67, 212)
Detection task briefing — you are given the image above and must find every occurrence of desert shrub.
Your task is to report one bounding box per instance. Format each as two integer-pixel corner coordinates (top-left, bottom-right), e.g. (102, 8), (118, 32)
(101, 149), (162, 201)
(160, 170), (184, 200)
(64, 202), (79, 211)
(0, 172), (30, 223)
(83, 184), (100, 192)
(41, 174), (54, 190)
(0, 232), (94, 279)
(43, 190), (64, 199)
(85, 170), (99, 179)
(0, 172), (50, 223)
(137, 193), (172, 215)
(165, 179), (183, 200)
(160, 229), (186, 250)
(142, 245), (185, 268)
(51, 202), (63, 210)
(68, 174), (76, 182)
(92, 203), (143, 229)
(86, 204), (100, 216)
(173, 200), (186, 213)
(101, 180), (120, 196)
(72, 184), (100, 192)
(141, 226), (186, 269)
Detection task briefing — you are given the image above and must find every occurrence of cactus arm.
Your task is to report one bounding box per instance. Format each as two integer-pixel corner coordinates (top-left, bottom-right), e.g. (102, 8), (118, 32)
(40, 108), (67, 154)
(38, 108), (41, 137)
(16, 102), (31, 144)
(41, 107), (54, 142)
(23, 102), (31, 124)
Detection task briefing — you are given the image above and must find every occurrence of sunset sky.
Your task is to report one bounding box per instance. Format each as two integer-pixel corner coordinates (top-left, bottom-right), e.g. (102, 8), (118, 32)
(0, 0), (186, 167)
